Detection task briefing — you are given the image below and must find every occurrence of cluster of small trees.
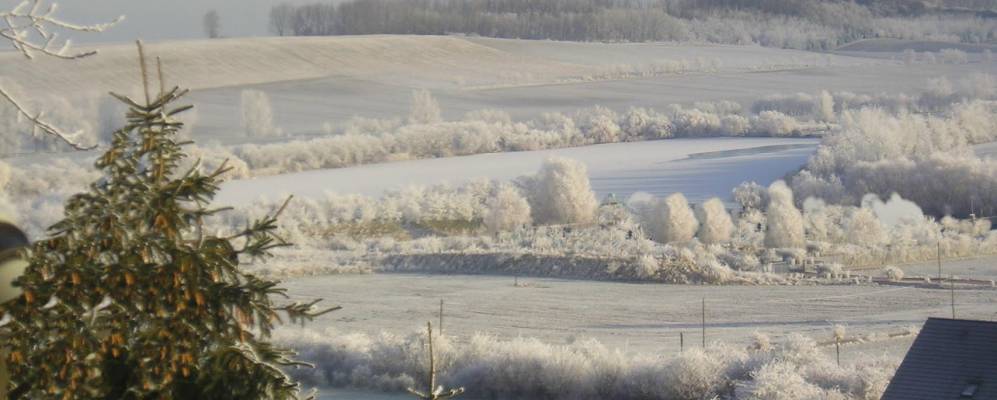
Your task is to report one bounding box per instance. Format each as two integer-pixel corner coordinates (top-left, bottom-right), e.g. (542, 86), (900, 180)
(227, 75), (993, 178)
(233, 93), (824, 176)
(791, 100), (997, 218)
(268, 0), (997, 50)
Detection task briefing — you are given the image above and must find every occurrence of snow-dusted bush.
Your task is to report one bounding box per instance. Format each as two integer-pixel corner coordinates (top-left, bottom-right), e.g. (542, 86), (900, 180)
(462, 108), (511, 125)
(522, 157), (598, 225)
(697, 197), (734, 244)
(408, 89), (442, 125)
(793, 101), (997, 218)
(278, 328), (896, 400)
(939, 48), (969, 64)
(483, 184), (532, 234)
(816, 90), (835, 122)
(765, 181), (805, 249)
(902, 49), (917, 65)
(646, 193), (699, 244)
(883, 266), (904, 281)
(734, 181), (769, 211)
(619, 107), (672, 140)
(752, 111), (799, 136)
(845, 207), (887, 246)
(241, 89), (281, 138)
(575, 106), (621, 144)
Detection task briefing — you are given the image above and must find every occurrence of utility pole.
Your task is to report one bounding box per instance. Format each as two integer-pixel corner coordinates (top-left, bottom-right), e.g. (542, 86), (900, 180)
(680, 332), (684, 353)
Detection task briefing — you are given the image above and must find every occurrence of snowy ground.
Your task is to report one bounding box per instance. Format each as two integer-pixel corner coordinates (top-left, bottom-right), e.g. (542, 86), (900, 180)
(4, 35), (989, 146)
(279, 265), (997, 398)
(282, 271), (997, 355)
(217, 137), (817, 205)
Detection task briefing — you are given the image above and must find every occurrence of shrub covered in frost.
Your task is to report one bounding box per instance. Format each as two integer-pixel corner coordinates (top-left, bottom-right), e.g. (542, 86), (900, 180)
(241, 89), (282, 138)
(883, 266), (905, 281)
(697, 198), (734, 244)
(765, 181), (805, 249)
(521, 157), (598, 225)
(277, 328), (897, 400)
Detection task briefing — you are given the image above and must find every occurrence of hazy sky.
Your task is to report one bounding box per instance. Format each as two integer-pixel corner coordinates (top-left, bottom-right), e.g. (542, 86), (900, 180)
(50, 1), (324, 44)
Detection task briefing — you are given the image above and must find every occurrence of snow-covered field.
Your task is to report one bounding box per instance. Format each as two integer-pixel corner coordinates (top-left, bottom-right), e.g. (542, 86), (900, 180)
(184, 36), (993, 142)
(217, 137), (817, 206)
(282, 270), (997, 355)
(280, 266), (997, 398)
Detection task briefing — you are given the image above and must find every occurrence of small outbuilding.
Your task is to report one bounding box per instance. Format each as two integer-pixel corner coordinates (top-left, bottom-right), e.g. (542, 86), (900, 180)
(882, 318), (997, 400)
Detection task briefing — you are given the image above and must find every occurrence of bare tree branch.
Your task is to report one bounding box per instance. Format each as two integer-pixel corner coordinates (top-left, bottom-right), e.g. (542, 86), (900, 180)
(0, 85), (95, 150)
(0, 0), (122, 150)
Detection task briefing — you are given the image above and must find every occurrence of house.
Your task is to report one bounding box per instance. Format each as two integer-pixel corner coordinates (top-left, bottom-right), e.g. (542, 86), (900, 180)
(882, 318), (997, 400)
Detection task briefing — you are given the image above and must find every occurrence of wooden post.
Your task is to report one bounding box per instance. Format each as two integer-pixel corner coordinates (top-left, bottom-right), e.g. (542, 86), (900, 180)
(439, 299), (444, 335)
(951, 274), (956, 319)
(680, 332), (684, 353)
(701, 298), (706, 348)
(835, 339), (841, 366)
(428, 322), (436, 395)
(937, 240), (942, 281)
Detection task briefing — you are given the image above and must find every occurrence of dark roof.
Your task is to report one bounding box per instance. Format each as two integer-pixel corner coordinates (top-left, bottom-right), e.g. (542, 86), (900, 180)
(882, 318), (997, 400)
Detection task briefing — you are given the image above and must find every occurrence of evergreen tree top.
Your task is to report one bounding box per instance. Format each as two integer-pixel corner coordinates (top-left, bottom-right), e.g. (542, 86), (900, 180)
(0, 42), (335, 400)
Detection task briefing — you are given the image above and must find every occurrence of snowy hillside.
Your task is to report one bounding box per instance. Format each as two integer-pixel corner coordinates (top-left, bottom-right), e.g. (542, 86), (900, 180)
(0, 35), (869, 99)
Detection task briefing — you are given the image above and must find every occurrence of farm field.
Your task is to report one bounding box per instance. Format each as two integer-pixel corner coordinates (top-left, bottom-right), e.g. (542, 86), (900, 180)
(282, 265), (997, 398)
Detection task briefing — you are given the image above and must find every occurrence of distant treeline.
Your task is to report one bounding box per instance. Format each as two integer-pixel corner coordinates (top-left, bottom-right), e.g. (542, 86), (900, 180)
(268, 0), (996, 49)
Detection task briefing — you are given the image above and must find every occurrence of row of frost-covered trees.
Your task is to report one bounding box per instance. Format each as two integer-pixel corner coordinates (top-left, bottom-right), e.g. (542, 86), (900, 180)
(269, 0), (997, 49)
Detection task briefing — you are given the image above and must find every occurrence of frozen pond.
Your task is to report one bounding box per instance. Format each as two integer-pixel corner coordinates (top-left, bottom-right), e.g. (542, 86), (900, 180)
(217, 137), (818, 205)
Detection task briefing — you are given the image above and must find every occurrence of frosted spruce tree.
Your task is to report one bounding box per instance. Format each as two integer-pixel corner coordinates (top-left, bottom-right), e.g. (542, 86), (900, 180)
(0, 44), (334, 399)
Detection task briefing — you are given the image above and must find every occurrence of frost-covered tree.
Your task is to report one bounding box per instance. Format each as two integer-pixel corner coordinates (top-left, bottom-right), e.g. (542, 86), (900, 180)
(0, 47), (333, 399)
(241, 89), (281, 138)
(575, 106), (621, 144)
(650, 193), (698, 243)
(816, 90), (835, 122)
(845, 207), (887, 246)
(523, 157), (597, 225)
(733, 181), (768, 211)
(409, 89), (442, 125)
(765, 181), (805, 248)
(483, 184), (531, 234)
(697, 197), (733, 244)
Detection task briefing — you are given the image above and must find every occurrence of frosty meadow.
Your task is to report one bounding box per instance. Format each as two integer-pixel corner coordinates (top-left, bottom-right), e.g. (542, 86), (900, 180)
(0, 0), (996, 399)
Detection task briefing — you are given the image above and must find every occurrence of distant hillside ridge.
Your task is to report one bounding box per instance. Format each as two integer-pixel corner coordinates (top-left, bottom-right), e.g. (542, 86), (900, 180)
(0, 35), (578, 99)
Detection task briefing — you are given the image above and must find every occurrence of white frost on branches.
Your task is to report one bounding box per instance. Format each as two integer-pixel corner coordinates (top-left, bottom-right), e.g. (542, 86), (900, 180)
(697, 197), (734, 245)
(649, 193), (699, 244)
(0, 0), (121, 150)
(765, 181), (805, 249)
(408, 89), (442, 125)
(483, 183), (531, 234)
(522, 157), (598, 225)
(241, 89), (281, 138)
